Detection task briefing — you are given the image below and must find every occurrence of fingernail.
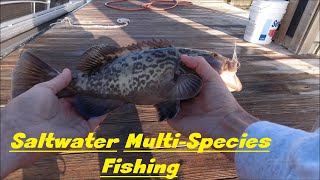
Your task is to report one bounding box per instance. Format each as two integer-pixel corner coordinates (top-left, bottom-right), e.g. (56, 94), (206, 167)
(62, 68), (69, 74)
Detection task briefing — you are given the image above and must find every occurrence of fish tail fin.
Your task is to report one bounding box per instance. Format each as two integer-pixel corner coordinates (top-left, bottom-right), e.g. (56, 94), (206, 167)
(12, 51), (75, 98)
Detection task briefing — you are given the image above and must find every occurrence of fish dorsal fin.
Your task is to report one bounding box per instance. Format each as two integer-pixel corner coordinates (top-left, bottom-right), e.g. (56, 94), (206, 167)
(77, 44), (119, 73)
(125, 39), (173, 51)
(77, 39), (173, 73)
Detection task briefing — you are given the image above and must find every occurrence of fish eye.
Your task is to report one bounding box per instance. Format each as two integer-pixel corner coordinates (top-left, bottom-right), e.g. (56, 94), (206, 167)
(211, 53), (218, 57)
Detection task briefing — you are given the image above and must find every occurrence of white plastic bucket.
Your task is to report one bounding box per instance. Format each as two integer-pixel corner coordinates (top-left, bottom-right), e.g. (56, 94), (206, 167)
(244, 0), (289, 44)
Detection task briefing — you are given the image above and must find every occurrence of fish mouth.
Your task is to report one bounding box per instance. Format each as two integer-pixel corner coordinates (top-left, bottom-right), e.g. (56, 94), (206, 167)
(205, 57), (242, 92)
(220, 71), (242, 92)
(206, 56), (242, 92)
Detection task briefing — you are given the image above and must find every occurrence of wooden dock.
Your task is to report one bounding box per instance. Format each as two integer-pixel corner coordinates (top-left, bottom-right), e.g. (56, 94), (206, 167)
(1, 0), (319, 179)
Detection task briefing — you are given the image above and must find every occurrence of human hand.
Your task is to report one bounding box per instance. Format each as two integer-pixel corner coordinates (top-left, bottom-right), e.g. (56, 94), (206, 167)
(1, 69), (107, 178)
(168, 55), (258, 160)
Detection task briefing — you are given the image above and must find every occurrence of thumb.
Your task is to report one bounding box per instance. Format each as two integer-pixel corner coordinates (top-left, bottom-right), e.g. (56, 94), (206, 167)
(181, 55), (220, 82)
(40, 68), (72, 94)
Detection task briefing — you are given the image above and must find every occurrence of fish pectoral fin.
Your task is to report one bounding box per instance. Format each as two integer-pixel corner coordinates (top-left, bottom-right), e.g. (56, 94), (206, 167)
(75, 96), (124, 119)
(155, 101), (180, 121)
(174, 72), (202, 100)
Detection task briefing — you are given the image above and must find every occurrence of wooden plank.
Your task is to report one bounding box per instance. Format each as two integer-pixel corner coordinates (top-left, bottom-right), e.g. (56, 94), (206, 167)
(309, 31), (320, 54)
(299, 6), (320, 54)
(282, 35), (293, 48)
(5, 149), (236, 180)
(288, 0), (320, 53)
(273, 0), (300, 45)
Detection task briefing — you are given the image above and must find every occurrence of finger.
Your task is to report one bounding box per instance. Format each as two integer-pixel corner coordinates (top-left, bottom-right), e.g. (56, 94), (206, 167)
(87, 114), (108, 131)
(62, 97), (76, 105)
(73, 120), (91, 137)
(167, 117), (193, 136)
(41, 68), (72, 94)
(59, 98), (73, 110)
(181, 55), (219, 81)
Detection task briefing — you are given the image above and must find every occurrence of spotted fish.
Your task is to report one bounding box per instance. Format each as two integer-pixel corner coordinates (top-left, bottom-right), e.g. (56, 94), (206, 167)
(12, 39), (242, 121)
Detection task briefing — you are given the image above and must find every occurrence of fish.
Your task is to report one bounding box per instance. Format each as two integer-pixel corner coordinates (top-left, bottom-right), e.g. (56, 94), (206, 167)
(12, 39), (242, 121)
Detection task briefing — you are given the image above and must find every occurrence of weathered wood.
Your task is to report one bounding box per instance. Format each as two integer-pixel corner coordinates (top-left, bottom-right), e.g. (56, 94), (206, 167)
(229, 0), (252, 9)
(299, 6), (320, 54)
(273, 0), (300, 45)
(1, 0), (319, 179)
(309, 30), (320, 54)
(5, 149), (237, 180)
(288, 0), (320, 53)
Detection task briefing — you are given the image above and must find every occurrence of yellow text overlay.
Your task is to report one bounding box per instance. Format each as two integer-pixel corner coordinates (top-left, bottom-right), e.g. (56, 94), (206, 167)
(10, 132), (271, 153)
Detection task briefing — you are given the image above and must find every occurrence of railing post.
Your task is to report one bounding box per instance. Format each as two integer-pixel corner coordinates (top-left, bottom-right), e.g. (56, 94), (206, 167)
(46, 0), (51, 9)
(32, 2), (36, 13)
